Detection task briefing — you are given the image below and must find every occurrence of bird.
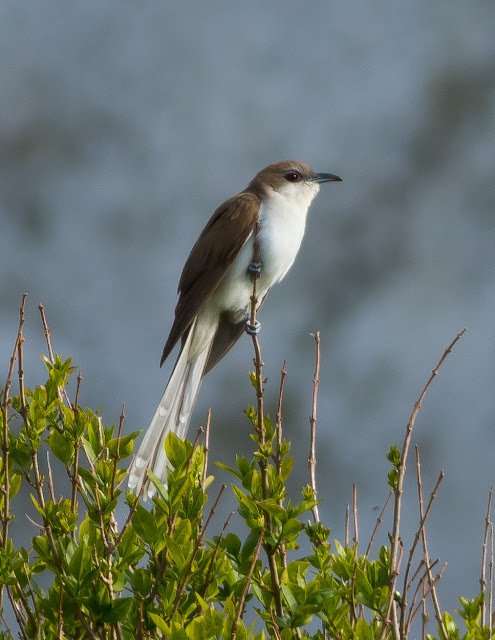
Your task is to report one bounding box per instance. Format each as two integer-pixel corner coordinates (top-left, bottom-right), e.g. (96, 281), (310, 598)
(128, 160), (342, 497)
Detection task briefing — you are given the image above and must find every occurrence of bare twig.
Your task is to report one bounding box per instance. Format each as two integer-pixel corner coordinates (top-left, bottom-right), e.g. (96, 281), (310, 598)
(401, 468), (444, 637)
(1, 294), (28, 554)
(275, 361), (287, 479)
(191, 425), (204, 453)
(230, 527), (265, 640)
(74, 369), (83, 412)
(408, 562), (448, 628)
(309, 331), (321, 523)
(38, 302), (55, 363)
(37, 303), (71, 406)
(202, 407), (212, 488)
(380, 329), (465, 640)
(57, 583), (64, 639)
(200, 510), (234, 599)
(366, 490), (393, 557)
(345, 504), (350, 548)
(406, 559), (435, 627)
(275, 362), (288, 570)
(352, 482), (358, 552)
(249, 221), (265, 449)
(109, 403), (126, 504)
(400, 471), (444, 638)
(489, 522), (494, 637)
(46, 452), (56, 502)
(415, 446), (448, 640)
(481, 487), (493, 626)
(248, 220), (283, 620)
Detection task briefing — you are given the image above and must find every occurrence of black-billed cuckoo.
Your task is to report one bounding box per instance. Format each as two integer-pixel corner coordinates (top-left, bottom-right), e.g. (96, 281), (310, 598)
(128, 160), (342, 497)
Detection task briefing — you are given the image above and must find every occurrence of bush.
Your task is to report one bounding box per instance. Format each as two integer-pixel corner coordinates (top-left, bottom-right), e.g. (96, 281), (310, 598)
(0, 298), (491, 639)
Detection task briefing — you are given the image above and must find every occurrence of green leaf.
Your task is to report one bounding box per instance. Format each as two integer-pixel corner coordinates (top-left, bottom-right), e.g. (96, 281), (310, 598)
(69, 543), (91, 584)
(148, 612), (170, 635)
(46, 429), (74, 464)
(388, 469), (398, 489)
(241, 530), (262, 565)
(9, 472), (22, 499)
(221, 533), (241, 557)
(165, 432), (187, 468)
(164, 535), (186, 568)
(353, 618), (374, 640)
(132, 503), (157, 545)
(281, 518), (303, 538)
(107, 432), (140, 459)
(236, 456), (253, 476)
(386, 445), (401, 466)
(280, 456), (293, 481)
(258, 499), (286, 522)
(147, 469), (169, 500)
(99, 597), (133, 623)
(130, 568), (153, 597)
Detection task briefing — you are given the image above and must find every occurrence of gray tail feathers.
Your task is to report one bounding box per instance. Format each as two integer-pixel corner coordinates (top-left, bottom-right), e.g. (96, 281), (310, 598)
(128, 319), (212, 499)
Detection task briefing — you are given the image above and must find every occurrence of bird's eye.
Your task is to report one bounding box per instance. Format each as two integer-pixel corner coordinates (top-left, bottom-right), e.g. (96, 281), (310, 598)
(285, 171), (301, 182)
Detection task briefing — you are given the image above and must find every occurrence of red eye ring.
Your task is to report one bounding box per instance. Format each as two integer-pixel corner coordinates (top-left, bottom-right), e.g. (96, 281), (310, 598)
(285, 171), (301, 182)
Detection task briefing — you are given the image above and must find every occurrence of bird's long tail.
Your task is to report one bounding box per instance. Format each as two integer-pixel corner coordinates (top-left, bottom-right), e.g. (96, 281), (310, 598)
(128, 318), (212, 499)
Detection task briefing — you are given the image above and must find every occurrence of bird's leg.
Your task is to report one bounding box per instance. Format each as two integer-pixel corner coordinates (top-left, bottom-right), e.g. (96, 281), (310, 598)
(247, 260), (262, 283)
(241, 308), (261, 335)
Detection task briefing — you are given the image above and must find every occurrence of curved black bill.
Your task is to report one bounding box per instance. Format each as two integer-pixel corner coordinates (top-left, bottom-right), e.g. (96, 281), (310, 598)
(313, 172), (343, 184)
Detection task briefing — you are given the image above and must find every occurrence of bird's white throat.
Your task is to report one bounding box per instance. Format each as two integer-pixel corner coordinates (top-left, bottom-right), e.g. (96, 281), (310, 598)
(257, 180), (320, 285)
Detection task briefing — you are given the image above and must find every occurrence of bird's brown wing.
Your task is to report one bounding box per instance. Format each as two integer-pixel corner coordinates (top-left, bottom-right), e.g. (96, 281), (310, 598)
(160, 192), (260, 366)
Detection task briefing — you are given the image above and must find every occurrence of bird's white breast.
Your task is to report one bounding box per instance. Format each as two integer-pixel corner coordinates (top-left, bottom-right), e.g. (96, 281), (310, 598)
(208, 181), (319, 316)
(257, 183), (317, 285)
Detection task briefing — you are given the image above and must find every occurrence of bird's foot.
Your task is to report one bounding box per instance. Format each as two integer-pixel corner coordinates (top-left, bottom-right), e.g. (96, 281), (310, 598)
(245, 319), (261, 336)
(247, 261), (262, 282)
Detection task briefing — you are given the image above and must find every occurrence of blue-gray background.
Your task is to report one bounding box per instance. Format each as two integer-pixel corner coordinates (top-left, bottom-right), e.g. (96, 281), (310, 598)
(1, 0), (495, 625)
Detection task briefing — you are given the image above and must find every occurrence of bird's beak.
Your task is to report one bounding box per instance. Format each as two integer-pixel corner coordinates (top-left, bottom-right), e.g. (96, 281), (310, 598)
(313, 172), (343, 184)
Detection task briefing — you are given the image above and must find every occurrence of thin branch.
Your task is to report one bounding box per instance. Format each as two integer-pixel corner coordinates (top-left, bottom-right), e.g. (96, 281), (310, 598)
(248, 218), (265, 454)
(1, 294), (27, 555)
(352, 482), (358, 552)
(481, 487), (493, 626)
(191, 426), (204, 456)
(275, 361), (287, 479)
(5, 589), (29, 640)
(308, 331), (321, 523)
(408, 562), (448, 628)
(380, 328), (465, 640)
(489, 522), (494, 637)
(345, 504), (350, 548)
(200, 510), (234, 599)
(366, 490), (393, 557)
(17, 316), (28, 430)
(400, 469), (444, 637)
(46, 452), (56, 502)
(74, 369), (83, 412)
(57, 583), (64, 639)
(202, 407), (212, 489)
(415, 446), (448, 640)
(248, 220), (283, 620)
(230, 527), (265, 640)
(38, 302), (55, 363)
(109, 403), (126, 505)
(406, 559), (436, 627)
(275, 362), (288, 570)
(2, 293), (27, 405)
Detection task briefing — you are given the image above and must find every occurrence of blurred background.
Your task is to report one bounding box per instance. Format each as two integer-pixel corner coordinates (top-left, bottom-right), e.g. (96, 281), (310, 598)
(1, 0), (495, 624)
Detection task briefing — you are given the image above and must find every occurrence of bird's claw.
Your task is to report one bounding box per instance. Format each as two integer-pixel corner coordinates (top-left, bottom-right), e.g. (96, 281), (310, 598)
(247, 261), (262, 282)
(245, 320), (261, 336)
